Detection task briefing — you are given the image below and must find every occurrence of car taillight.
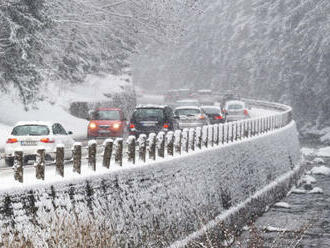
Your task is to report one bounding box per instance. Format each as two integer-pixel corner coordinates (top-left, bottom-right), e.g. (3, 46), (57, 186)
(89, 122), (97, 129)
(40, 138), (55, 143)
(244, 109), (249, 116)
(7, 138), (18, 144)
(163, 123), (169, 129)
(129, 123), (135, 129)
(214, 115), (223, 120)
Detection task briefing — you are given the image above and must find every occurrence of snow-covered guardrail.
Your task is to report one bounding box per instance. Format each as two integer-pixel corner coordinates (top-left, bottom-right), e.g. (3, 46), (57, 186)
(10, 99), (292, 183)
(0, 99), (302, 247)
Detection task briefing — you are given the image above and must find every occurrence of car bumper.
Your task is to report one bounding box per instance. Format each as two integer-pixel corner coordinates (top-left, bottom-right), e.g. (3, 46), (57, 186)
(178, 122), (205, 130)
(88, 129), (123, 138)
(226, 115), (248, 122)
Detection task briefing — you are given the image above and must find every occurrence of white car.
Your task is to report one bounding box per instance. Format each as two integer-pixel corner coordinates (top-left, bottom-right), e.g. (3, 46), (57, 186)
(224, 100), (250, 122)
(4, 121), (75, 166)
(174, 106), (209, 129)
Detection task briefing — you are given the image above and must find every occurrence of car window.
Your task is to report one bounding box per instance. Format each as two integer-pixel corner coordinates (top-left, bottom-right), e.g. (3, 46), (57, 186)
(227, 104), (244, 110)
(52, 123), (67, 135)
(202, 107), (221, 114)
(175, 108), (201, 116)
(133, 108), (164, 121)
(94, 110), (120, 120)
(11, 125), (50, 136)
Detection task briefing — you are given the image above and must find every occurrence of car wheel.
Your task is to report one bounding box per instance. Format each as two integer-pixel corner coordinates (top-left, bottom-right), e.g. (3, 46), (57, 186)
(5, 157), (14, 167)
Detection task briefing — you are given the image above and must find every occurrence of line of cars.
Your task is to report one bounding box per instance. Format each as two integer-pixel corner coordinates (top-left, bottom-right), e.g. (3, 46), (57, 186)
(3, 90), (249, 167)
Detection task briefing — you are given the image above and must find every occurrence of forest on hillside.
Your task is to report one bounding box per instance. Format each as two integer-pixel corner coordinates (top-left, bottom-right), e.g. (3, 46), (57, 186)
(133, 0), (330, 134)
(0, 0), (202, 106)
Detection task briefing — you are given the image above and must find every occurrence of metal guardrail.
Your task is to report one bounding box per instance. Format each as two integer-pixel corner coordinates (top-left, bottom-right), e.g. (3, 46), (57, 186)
(10, 99), (293, 183)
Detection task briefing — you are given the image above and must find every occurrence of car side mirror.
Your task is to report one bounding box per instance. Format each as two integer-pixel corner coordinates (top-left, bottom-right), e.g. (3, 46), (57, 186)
(88, 110), (95, 120)
(68, 131), (73, 135)
(173, 115), (180, 119)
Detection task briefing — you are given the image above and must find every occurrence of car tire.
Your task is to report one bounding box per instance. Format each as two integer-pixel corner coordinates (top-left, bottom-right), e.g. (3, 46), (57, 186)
(5, 157), (14, 167)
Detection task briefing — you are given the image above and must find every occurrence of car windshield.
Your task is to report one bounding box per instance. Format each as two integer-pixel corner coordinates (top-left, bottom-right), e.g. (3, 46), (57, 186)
(202, 107), (220, 114)
(94, 110), (120, 120)
(11, 125), (50, 136)
(133, 108), (164, 121)
(175, 108), (201, 116)
(227, 104), (244, 110)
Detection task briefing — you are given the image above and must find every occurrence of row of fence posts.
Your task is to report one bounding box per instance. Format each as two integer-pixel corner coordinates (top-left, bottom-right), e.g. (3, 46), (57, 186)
(13, 113), (290, 183)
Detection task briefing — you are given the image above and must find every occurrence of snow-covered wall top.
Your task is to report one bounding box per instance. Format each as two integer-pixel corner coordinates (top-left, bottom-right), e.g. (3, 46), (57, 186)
(0, 120), (300, 247)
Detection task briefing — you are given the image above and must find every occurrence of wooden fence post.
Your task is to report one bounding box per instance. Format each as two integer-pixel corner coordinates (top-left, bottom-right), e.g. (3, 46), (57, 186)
(203, 125), (209, 148)
(210, 125), (215, 147)
(166, 131), (174, 156)
(14, 150), (23, 183)
(235, 122), (239, 141)
(174, 130), (182, 154)
(102, 139), (113, 169)
(115, 138), (123, 166)
(73, 142), (82, 173)
(196, 127), (202, 149)
(127, 136), (136, 164)
(56, 145), (64, 177)
(182, 129), (189, 153)
(221, 124), (225, 144)
(227, 123), (230, 142)
(88, 140), (97, 171)
(157, 132), (165, 158)
(189, 128), (196, 151)
(148, 133), (156, 160)
(215, 124), (219, 145)
(35, 148), (45, 180)
(138, 134), (147, 162)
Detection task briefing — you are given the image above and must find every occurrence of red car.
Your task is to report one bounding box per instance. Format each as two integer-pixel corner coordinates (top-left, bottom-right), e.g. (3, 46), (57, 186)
(87, 108), (126, 138)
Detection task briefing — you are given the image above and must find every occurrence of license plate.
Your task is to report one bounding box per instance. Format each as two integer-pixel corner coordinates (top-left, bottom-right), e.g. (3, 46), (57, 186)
(98, 130), (111, 134)
(21, 141), (37, 146)
(140, 121), (157, 127)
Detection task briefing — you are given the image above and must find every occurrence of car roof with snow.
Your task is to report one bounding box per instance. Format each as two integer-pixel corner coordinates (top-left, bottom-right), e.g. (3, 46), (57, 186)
(174, 106), (201, 110)
(136, 104), (167, 109)
(225, 100), (245, 107)
(14, 121), (54, 127)
(95, 107), (122, 111)
(201, 105), (220, 109)
(176, 99), (199, 103)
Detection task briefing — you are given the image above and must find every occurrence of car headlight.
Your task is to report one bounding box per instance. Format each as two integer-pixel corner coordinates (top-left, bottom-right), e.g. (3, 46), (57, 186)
(113, 123), (121, 129)
(89, 122), (97, 129)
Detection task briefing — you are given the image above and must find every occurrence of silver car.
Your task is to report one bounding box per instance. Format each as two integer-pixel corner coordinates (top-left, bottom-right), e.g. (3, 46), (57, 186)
(174, 106), (209, 130)
(224, 100), (250, 122)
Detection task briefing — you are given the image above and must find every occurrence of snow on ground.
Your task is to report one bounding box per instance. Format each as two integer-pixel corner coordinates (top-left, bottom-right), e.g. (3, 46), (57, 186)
(311, 166), (330, 175)
(316, 147), (330, 157)
(300, 175), (317, 184)
(313, 157), (325, 164)
(301, 147), (316, 157)
(320, 127), (330, 144)
(308, 187), (323, 194)
(273, 202), (291, 209)
(248, 107), (279, 118)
